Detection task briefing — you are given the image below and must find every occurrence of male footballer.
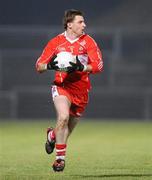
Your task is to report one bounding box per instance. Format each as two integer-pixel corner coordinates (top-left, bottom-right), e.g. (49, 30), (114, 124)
(36, 9), (103, 172)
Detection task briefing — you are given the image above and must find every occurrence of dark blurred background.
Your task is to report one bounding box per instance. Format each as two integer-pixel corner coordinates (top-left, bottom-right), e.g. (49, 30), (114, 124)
(0, 0), (152, 120)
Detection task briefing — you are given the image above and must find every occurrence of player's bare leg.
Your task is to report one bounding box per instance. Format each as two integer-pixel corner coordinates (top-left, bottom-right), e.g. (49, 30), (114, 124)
(54, 95), (71, 143)
(52, 95), (71, 172)
(68, 115), (80, 137)
(47, 96), (80, 171)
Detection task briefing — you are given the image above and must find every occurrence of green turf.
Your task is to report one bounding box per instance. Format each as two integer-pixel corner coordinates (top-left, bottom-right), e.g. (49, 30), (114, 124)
(0, 120), (152, 180)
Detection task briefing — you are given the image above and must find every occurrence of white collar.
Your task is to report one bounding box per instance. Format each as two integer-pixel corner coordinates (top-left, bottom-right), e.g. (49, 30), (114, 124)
(63, 31), (84, 44)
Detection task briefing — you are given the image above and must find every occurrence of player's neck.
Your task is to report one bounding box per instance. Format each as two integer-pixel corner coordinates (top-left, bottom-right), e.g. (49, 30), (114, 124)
(65, 30), (80, 41)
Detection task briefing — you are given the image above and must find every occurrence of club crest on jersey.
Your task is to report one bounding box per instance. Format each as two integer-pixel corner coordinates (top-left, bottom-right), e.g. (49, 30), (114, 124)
(68, 46), (74, 53)
(79, 46), (84, 52)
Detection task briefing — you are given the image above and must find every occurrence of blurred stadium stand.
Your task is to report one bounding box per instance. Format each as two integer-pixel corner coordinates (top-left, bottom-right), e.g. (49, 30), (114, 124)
(0, 0), (152, 120)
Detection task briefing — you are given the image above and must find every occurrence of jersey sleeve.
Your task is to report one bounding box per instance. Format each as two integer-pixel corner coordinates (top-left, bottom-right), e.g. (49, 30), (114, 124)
(35, 36), (58, 71)
(86, 36), (103, 74)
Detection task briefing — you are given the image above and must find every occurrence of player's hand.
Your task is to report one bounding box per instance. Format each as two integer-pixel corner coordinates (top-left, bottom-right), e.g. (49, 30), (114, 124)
(47, 55), (59, 70)
(68, 56), (85, 73)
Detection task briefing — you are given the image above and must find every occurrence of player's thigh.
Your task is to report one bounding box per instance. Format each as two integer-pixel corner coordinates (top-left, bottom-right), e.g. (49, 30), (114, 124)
(53, 95), (71, 118)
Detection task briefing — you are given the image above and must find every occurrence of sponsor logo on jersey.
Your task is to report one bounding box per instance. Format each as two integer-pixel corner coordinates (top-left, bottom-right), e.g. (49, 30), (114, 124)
(58, 47), (66, 52)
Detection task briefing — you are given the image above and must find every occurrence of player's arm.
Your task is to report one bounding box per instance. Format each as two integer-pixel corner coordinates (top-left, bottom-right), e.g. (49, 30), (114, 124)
(36, 38), (58, 73)
(86, 37), (103, 74)
(68, 37), (103, 73)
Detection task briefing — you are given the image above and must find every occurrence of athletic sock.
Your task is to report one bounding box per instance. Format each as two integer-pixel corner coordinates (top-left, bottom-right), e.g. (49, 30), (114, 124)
(55, 144), (67, 160)
(48, 130), (55, 142)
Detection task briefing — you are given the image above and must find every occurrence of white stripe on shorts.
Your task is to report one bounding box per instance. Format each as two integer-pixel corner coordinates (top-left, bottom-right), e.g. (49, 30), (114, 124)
(51, 85), (59, 100)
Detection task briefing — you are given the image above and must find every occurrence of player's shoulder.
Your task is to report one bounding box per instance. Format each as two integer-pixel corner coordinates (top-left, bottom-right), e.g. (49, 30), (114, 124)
(47, 33), (65, 45)
(55, 32), (67, 41)
(81, 34), (96, 42)
(80, 34), (97, 45)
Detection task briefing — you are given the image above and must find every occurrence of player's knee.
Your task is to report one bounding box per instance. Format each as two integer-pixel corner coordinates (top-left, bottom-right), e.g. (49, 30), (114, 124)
(58, 113), (69, 122)
(56, 114), (69, 129)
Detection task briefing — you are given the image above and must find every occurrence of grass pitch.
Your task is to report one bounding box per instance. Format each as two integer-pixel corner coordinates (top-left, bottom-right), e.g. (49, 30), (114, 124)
(0, 120), (152, 180)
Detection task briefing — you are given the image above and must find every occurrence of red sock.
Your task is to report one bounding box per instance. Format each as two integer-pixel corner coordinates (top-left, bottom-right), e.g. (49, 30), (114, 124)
(55, 144), (67, 160)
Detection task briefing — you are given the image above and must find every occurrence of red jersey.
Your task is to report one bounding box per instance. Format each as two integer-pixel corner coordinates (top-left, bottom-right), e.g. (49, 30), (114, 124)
(36, 32), (103, 92)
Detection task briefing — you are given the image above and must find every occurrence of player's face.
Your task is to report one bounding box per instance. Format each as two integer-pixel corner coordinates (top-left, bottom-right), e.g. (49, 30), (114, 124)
(68, 15), (86, 36)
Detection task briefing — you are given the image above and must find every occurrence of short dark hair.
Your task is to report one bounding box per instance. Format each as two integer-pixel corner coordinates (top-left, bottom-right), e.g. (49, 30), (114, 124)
(63, 9), (84, 30)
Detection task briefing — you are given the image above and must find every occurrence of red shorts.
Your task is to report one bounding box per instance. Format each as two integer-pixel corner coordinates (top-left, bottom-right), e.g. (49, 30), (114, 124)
(51, 85), (89, 117)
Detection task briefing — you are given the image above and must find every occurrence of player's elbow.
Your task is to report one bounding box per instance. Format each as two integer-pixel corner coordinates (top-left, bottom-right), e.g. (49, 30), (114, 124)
(99, 64), (104, 73)
(90, 61), (103, 74)
(97, 60), (104, 73)
(93, 68), (103, 74)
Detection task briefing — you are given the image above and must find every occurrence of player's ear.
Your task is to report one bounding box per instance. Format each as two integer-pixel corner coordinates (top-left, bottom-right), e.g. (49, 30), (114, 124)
(67, 22), (72, 29)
